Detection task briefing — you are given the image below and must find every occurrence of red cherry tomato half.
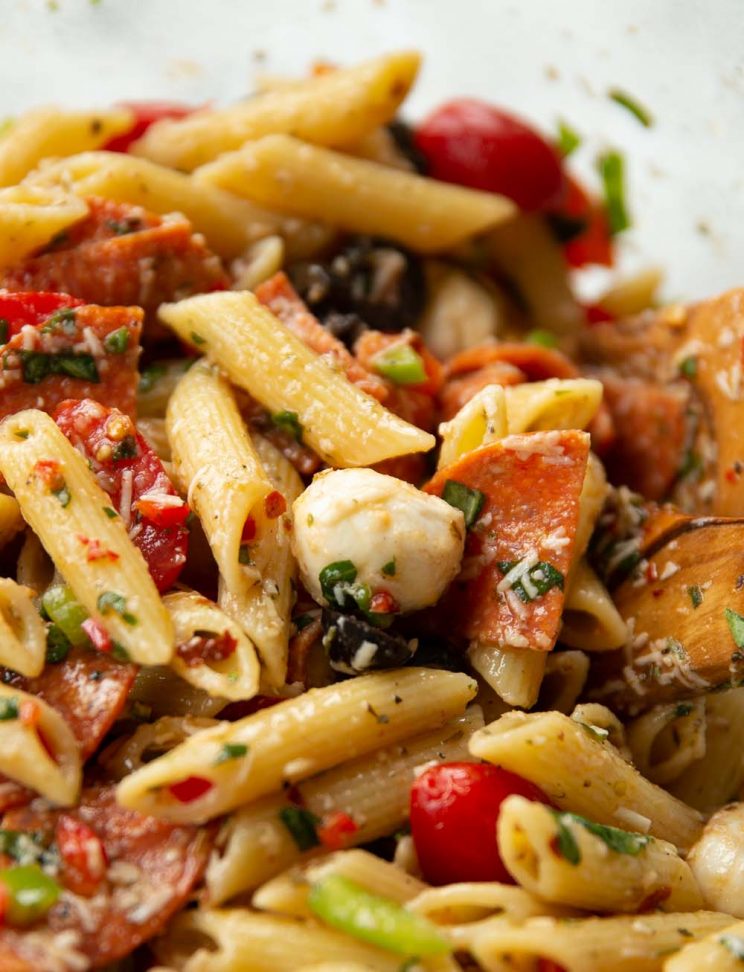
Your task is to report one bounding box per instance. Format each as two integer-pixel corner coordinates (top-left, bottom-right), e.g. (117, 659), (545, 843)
(557, 175), (614, 269)
(415, 98), (564, 211)
(410, 762), (550, 885)
(0, 291), (84, 342)
(103, 101), (198, 154)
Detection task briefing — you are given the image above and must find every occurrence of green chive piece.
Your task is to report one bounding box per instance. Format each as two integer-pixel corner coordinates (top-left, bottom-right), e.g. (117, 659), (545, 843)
(597, 150), (630, 236)
(215, 742), (248, 765)
(190, 331), (206, 346)
(497, 560), (564, 603)
(278, 806), (320, 851)
(556, 119), (582, 157)
(441, 480), (485, 528)
(42, 586), (90, 647)
(0, 864), (60, 926)
(45, 624), (71, 664)
(102, 506), (117, 519)
(609, 88), (653, 127)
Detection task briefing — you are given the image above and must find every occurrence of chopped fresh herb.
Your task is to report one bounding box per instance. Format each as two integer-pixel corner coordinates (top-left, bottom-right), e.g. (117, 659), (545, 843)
(320, 560), (357, 603)
(238, 544), (252, 565)
(719, 934), (744, 960)
(190, 331), (206, 346)
(596, 150), (630, 236)
(52, 482), (70, 507)
(112, 435), (137, 461)
(679, 356), (697, 378)
(104, 327), (130, 354)
(609, 88), (653, 127)
(556, 118), (582, 157)
(294, 613), (316, 631)
(19, 351), (99, 385)
(526, 329), (558, 348)
(272, 409), (303, 442)
(382, 559), (397, 577)
(42, 308), (77, 335)
(687, 585), (703, 609)
(372, 343), (427, 385)
(215, 742), (248, 765)
(546, 212), (588, 243)
(0, 697), (19, 721)
(13, 429), (29, 440)
(138, 363), (166, 393)
(725, 608), (744, 648)
(97, 591), (137, 626)
(550, 811), (581, 865)
(553, 809), (651, 859)
(441, 480), (485, 528)
(497, 560), (565, 603)
(102, 506), (117, 519)
(0, 319), (8, 344)
(278, 806), (320, 851)
(45, 624), (71, 664)
(674, 703), (694, 718)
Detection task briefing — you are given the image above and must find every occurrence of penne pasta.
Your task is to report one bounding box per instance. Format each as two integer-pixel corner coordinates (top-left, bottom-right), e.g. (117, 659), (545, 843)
(195, 135), (516, 253)
(159, 291), (435, 467)
(0, 409), (174, 664)
(561, 559), (628, 652)
(626, 700), (707, 786)
(503, 379), (603, 436)
(437, 384), (508, 470)
(0, 183), (87, 269)
(470, 710), (703, 850)
(116, 668), (477, 822)
(0, 578), (47, 677)
(134, 50), (422, 170)
(538, 650), (591, 714)
(468, 643), (546, 710)
(664, 919), (744, 971)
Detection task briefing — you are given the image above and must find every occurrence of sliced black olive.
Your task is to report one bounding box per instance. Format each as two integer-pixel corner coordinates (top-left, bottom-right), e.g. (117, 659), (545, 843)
(408, 634), (468, 673)
(386, 120), (429, 175)
(288, 236), (426, 343)
(321, 609), (417, 674)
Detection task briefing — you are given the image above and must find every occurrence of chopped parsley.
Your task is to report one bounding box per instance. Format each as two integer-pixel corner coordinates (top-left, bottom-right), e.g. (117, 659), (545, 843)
(138, 363), (166, 394)
(190, 331), (206, 346)
(278, 806), (320, 851)
(97, 591), (137, 626)
(441, 480), (485, 528)
(556, 119), (582, 157)
(551, 810), (651, 864)
(41, 308), (77, 335)
(103, 327), (130, 354)
(0, 830), (47, 866)
(112, 436), (137, 461)
(596, 150), (630, 235)
(0, 697), (19, 721)
(320, 560), (357, 604)
(687, 585), (703, 609)
(19, 350), (99, 385)
(497, 560), (564, 602)
(45, 624), (71, 664)
(551, 810), (581, 865)
(214, 742), (248, 765)
(719, 934), (744, 960)
(382, 559), (397, 577)
(272, 409), (303, 442)
(725, 608), (744, 649)
(112, 643), (131, 662)
(678, 356), (697, 379)
(608, 88), (653, 127)
(102, 506), (117, 519)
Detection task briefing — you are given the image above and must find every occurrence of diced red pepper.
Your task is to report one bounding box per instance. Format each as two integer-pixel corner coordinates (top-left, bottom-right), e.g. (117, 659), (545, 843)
(55, 815), (108, 897)
(81, 618), (112, 654)
(317, 811), (359, 851)
(168, 776), (213, 804)
(264, 490), (287, 520)
(103, 101), (198, 154)
(133, 494), (190, 528)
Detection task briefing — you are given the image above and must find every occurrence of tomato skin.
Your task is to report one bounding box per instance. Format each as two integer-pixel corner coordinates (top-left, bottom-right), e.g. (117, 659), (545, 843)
(415, 99), (564, 211)
(558, 175), (614, 268)
(103, 101), (197, 153)
(54, 399), (188, 592)
(0, 291), (84, 342)
(410, 762), (550, 885)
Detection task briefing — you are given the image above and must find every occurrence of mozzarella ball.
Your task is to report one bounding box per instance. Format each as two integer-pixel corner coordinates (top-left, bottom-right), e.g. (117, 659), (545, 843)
(688, 803), (744, 916)
(292, 467), (465, 613)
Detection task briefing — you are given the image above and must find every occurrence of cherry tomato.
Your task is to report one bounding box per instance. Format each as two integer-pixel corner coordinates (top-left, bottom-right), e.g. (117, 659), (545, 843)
(133, 495), (190, 528)
(557, 175), (614, 268)
(0, 292), (83, 343)
(103, 101), (197, 153)
(415, 99), (564, 211)
(55, 815), (108, 897)
(54, 399), (189, 592)
(410, 762), (550, 885)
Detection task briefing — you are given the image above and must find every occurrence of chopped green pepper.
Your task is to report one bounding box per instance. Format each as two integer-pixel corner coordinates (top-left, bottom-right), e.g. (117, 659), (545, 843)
(0, 864), (60, 926)
(41, 586), (89, 647)
(308, 874), (450, 957)
(372, 344), (427, 386)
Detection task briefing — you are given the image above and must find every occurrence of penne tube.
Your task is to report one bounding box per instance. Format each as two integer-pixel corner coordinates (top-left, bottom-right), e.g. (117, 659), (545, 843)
(0, 578), (47, 677)
(437, 384), (508, 470)
(167, 362), (290, 687)
(0, 683), (81, 805)
(468, 911), (733, 972)
(0, 183), (88, 269)
(29, 150), (280, 259)
(195, 134), (516, 253)
(165, 591), (261, 702)
(561, 560), (628, 652)
(159, 291), (435, 467)
(626, 700), (707, 786)
(0, 410), (174, 664)
(470, 710), (703, 850)
(0, 106), (132, 186)
(504, 379), (603, 436)
(206, 707), (482, 903)
(116, 668), (477, 823)
(468, 643), (546, 710)
(134, 50), (421, 170)
(664, 919), (744, 971)
(498, 795), (702, 913)
(538, 651), (591, 714)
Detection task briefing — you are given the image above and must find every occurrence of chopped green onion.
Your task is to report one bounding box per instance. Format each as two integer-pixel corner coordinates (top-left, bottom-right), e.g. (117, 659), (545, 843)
(42, 308), (77, 334)
(45, 624), (71, 664)
(608, 88), (653, 127)
(272, 410), (304, 442)
(526, 329), (558, 348)
(0, 864), (60, 926)
(372, 344), (427, 386)
(596, 150), (630, 236)
(0, 831), (45, 866)
(278, 806), (320, 851)
(97, 591), (137, 626)
(238, 544), (252, 565)
(42, 586), (90, 647)
(441, 480), (485, 528)
(561, 811), (651, 856)
(725, 608), (744, 649)
(308, 874), (450, 957)
(0, 698), (19, 721)
(104, 327), (130, 354)
(556, 119), (582, 157)
(214, 742), (248, 765)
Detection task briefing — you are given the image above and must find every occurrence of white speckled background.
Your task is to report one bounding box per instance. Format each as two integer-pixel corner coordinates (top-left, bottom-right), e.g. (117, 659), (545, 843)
(2, 0), (743, 301)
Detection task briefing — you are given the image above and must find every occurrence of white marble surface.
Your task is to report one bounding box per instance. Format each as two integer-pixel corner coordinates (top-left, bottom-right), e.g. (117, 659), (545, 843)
(1, 0), (743, 301)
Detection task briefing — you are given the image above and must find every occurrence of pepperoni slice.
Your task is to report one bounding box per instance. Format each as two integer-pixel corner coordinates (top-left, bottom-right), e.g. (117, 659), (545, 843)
(0, 786), (211, 969)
